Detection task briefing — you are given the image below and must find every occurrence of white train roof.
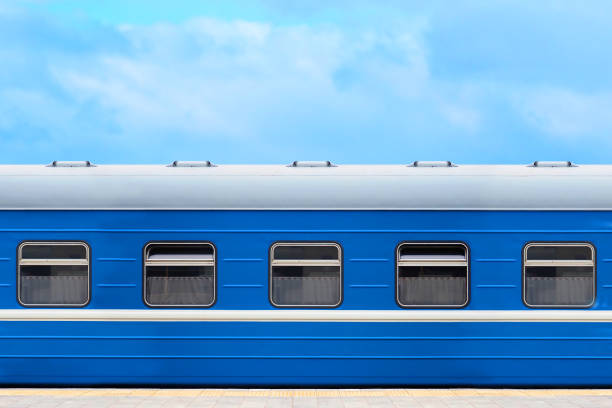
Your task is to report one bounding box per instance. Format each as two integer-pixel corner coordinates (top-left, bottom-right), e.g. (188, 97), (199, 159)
(0, 161), (609, 210)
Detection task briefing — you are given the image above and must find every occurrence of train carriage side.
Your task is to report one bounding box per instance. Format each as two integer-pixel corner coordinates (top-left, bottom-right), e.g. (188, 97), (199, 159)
(0, 162), (610, 385)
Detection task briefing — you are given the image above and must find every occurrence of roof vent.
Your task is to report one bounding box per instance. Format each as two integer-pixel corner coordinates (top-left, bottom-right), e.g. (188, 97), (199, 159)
(289, 161), (336, 168)
(169, 161), (214, 167)
(48, 161), (94, 167)
(411, 161), (455, 167)
(532, 161), (574, 168)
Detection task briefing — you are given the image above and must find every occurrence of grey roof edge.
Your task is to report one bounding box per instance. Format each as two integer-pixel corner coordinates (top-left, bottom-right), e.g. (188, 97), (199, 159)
(0, 164), (611, 210)
(1, 163), (611, 175)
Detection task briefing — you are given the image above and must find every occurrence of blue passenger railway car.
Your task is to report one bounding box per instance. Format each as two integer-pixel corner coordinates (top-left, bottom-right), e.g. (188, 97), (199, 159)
(0, 159), (611, 385)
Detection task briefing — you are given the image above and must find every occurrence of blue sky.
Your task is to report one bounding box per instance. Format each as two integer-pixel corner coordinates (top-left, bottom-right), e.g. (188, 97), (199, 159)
(1, 1), (612, 164)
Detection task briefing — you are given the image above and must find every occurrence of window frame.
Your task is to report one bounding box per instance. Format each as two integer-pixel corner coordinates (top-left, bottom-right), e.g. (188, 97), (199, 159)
(395, 241), (470, 309)
(522, 241), (596, 309)
(142, 241), (217, 308)
(269, 241), (343, 308)
(17, 241), (91, 308)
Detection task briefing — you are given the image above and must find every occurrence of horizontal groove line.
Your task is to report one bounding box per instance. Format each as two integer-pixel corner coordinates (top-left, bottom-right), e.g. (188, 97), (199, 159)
(2, 229), (612, 233)
(349, 259), (390, 262)
(96, 284), (137, 288)
(96, 258), (137, 262)
(0, 355), (607, 360)
(475, 259), (517, 262)
(223, 258), (263, 262)
(223, 284), (263, 288)
(3, 336), (612, 341)
(476, 285), (517, 288)
(0, 258), (10, 261)
(349, 285), (389, 288)
(0, 284), (12, 287)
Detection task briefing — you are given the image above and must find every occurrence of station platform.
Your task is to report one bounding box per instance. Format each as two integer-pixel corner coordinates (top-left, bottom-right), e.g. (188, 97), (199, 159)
(0, 388), (611, 407)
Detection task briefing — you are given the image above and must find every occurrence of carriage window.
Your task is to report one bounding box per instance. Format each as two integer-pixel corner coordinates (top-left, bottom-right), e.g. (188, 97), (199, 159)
(18, 242), (90, 307)
(144, 243), (215, 307)
(523, 243), (594, 307)
(396, 243), (469, 307)
(270, 243), (342, 307)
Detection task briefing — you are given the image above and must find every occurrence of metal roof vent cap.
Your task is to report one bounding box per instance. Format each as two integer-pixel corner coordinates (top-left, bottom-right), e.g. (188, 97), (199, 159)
(169, 161), (215, 167)
(289, 161), (336, 167)
(411, 161), (455, 167)
(531, 161), (575, 167)
(48, 161), (94, 167)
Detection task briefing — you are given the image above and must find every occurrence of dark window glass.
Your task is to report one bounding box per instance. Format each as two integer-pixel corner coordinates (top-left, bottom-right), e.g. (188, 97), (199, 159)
(400, 244), (465, 258)
(144, 243), (215, 307)
(148, 245), (213, 259)
(271, 244), (341, 307)
(20, 265), (88, 305)
(146, 265), (214, 306)
(273, 245), (338, 260)
(271, 266), (340, 306)
(524, 244), (594, 307)
(526, 245), (592, 261)
(397, 243), (468, 307)
(18, 243), (89, 307)
(21, 245), (86, 259)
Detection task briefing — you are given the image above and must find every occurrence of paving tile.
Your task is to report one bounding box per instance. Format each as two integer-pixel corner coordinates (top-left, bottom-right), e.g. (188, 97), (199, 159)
(291, 398), (317, 408)
(5, 388), (612, 408)
(317, 397), (345, 408)
(343, 398), (371, 408)
(238, 400), (266, 408)
(258, 397), (291, 408)
(392, 402), (424, 408)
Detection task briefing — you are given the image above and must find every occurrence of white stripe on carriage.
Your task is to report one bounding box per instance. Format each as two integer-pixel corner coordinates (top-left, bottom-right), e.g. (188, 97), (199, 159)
(0, 309), (610, 322)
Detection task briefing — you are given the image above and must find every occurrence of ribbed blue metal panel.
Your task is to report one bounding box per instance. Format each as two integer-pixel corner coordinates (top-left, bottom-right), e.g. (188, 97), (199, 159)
(0, 210), (610, 384)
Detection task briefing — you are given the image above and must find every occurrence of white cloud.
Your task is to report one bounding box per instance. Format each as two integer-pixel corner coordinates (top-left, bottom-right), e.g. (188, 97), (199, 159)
(17, 5), (612, 162)
(42, 17), (481, 144)
(0, 88), (74, 134)
(515, 88), (612, 138)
